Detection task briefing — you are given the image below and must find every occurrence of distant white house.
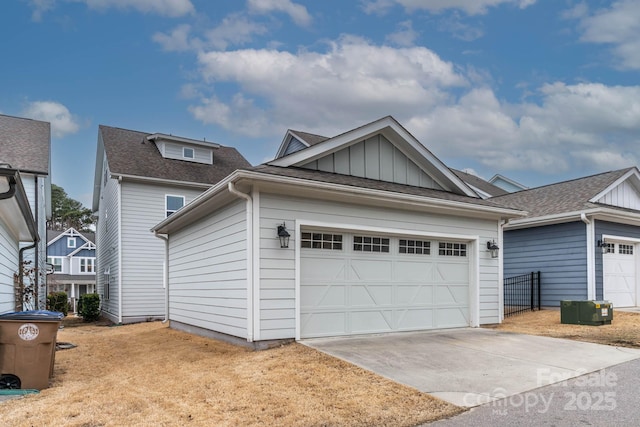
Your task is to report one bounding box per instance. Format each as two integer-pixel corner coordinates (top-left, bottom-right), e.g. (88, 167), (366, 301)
(0, 114), (51, 311)
(152, 116), (525, 347)
(46, 227), (96, 312)
(91, 125), (251, 324)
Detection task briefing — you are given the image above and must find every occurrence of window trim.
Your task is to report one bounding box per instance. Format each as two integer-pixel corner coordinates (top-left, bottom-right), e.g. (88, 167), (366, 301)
(165, 194), (185, 218)
(47, 256), (63, 273)
(79, 258), (96, 273)
(183, 147), (195, 159)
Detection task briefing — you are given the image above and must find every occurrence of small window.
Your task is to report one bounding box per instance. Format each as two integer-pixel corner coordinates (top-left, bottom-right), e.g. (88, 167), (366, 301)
(183, 147), (195, 159)
(47, 257), (63, 273)
(619, 244), (634, 255)
(301, 232), (343, 250)
(80, 258), (95, 273)
(166, 195), (185, 217)
(104, 268), (110, 301)
(354, 235), (390, 253)
(438, 242), (467, 257)
(604, 243), (615, 254)
(400, 239), (431, 255)
(67, 237), (76, 248)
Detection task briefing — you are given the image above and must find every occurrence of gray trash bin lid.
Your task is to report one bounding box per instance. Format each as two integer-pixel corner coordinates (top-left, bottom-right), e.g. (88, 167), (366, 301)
(0, 310), (64, 321)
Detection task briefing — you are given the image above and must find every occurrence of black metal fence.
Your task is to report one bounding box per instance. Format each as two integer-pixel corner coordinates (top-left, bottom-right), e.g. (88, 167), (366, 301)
(504, 271), (541, 317)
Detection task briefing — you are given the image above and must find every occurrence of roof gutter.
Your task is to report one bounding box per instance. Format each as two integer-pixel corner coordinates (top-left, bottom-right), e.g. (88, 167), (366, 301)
(111, 173), (212, 190)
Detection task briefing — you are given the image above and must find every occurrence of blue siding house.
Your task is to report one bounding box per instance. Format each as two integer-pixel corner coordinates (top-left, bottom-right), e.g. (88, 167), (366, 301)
(46, 227), (96, 312)
(493, 168), (640, 308)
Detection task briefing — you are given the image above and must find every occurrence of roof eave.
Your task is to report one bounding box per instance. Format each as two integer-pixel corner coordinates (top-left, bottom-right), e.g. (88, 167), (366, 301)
(153, 169), (525, 234)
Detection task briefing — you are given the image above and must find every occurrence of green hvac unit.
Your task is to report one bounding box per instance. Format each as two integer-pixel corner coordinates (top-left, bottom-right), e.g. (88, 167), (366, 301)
(560, 300), (613, 326)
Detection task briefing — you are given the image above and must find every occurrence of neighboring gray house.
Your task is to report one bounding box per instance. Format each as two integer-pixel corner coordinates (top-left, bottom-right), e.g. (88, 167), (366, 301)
(46, 227), (96, 312)
(492, 167), (640, 308)
(0, 167), (39, 313)
(152, 116), (524, 347)
(92, 125), (250, 324)
(0, 114), (51, 310)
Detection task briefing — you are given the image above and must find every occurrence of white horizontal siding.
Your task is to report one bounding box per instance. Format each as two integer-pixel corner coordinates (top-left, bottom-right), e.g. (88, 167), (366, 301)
(0, 219), (18, 313)
(95, 160), (120, 320)
(120, 181), (205, 320)
(163, 142), (213, 164)
(168, 200), (248, 339)
(258, 192), (500, 340)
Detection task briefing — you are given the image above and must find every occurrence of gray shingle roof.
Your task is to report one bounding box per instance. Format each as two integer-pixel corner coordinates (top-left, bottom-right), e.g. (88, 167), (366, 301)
(47, 229), (95, 243)
(100, 125), (251, 185)
(0, 114), (50, 175)
(452, 169), (509, 197)
(289, 130), (329, 146)
(248, 165), (518, 209)
(489, 168), (634, 218)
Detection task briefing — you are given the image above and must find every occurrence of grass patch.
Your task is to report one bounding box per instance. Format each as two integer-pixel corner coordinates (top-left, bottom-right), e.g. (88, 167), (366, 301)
(2, 322), (463, 426)
(487, 309), (640, 348)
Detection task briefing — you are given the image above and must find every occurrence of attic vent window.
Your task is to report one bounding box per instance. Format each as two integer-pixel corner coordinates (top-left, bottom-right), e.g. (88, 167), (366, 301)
(183, 147), (194, 159)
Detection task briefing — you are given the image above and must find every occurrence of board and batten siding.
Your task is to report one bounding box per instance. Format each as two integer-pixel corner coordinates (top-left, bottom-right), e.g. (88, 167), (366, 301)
(95, 162), (121, 321)
(258, 192), (500, 340)
(595, 180), (640, 210)
(300, 134), (444, 190)
(168, 200), (248, 338)
(0, 219), (19, 313)
(120, 181), (204, 321)
(504, 221), (588, 306)
(594, 220), (640, 300)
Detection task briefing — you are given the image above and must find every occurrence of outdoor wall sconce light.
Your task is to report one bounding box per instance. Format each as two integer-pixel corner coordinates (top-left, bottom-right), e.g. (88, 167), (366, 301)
(487, 240), (500, 258)
(277, 222), (290, 248)
(597, 239), (607, 254)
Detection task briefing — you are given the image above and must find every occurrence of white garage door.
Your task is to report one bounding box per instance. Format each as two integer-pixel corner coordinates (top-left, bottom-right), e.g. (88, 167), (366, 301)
(300, 231), (470, 338)
(603, 242), (637, 307)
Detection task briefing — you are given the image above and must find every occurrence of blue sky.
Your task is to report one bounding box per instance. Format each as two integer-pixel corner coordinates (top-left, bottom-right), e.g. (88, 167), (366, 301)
(2, 0), (640, 207)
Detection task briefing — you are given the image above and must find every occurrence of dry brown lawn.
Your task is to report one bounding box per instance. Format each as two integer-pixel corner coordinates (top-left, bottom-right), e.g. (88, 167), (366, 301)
(487, 309), (640, 348)
(1, 320), (463, 427)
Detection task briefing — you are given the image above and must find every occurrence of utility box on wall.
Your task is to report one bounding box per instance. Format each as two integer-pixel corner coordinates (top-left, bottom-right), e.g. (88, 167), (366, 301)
(560, 300), (613, 326)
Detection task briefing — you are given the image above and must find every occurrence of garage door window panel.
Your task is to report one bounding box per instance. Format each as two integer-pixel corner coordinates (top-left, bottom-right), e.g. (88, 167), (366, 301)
(354, 235), (390, 253)
(399, 239), (431, 255)
(438, 242), (467, 257)
(301, 232), (343, 250)
(619, 244), (633, 255)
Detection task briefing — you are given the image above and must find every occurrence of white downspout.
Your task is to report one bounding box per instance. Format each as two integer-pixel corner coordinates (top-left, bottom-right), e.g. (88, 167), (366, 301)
(581, 213), (596, 300)
(153, 232), (169, 323)
(228, 182), (254, 342)
(117, 176), (123, 324)
(498, 218), (508, 321)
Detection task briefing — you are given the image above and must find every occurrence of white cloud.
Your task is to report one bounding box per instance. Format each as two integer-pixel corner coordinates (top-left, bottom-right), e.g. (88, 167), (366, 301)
(386, 20), (419, 47)
(152, 24), (198, 52)
(22, 101), (81, 138)
(570, 0), (640, 70)
(28, 0), (56, 21)
(205, 13), (269, 50)
(362, 0), (536, 15)
(74, 0), (194, 17)
(437, 12), (484, 41)
(190, 36), (467, 135)
(247, 0), (312, 26)
(153, 15), (268, 52)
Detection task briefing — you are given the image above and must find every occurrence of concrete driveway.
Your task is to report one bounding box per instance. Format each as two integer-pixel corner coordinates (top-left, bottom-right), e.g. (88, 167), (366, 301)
(303, 328), (640, 407)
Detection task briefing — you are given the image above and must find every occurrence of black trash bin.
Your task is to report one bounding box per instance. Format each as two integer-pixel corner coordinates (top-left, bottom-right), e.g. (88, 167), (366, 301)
(0, 310), (63, 390)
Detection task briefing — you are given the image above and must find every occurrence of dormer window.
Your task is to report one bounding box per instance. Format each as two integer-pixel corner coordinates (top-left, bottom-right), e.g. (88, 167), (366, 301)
(183, 147), (194, 159)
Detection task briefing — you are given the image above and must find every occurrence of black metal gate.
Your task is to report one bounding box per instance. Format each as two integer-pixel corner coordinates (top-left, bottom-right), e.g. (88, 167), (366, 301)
(504, 271), (541, 317)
